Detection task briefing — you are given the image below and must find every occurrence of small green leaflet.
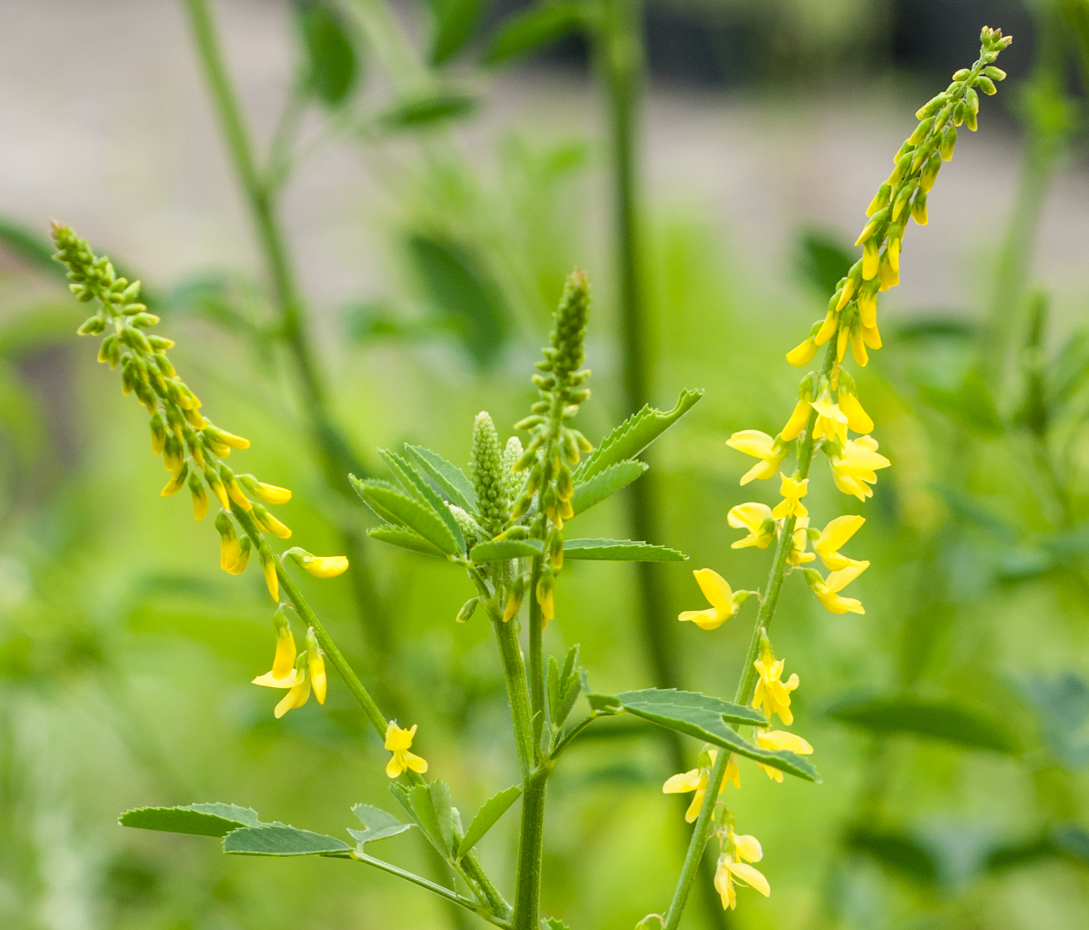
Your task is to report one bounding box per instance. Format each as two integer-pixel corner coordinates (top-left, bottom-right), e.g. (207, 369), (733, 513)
(295, 1), (358, 107)
(571, 460), (647, 515)
(483, 2), (588, 66)
(563, 539), (686, 561)
(471, 538), (544, 561)
(456, 785), (522, 859)
(826, 692), (1022, 755)
(390, 782), (455, 857)
(542, 919), (574, 930)
(348, 804), (413, 847)
(376, 91), (478, 131)
(224, 824), (352, 857)
(378, 448), (464, 549)
(429, 0), (486, 65)
(577, 389), (702, 482)
(119, 803), (260, 837)
(602, 689), (819, 782)
(404, 444), (477, 511)
(354, 481), (460, 555)
(368, 525), (447, 558)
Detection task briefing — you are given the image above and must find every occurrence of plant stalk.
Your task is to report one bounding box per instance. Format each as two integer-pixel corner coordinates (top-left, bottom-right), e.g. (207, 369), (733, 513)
(663, 343), (836, 929)
(512, 765), (550, 930)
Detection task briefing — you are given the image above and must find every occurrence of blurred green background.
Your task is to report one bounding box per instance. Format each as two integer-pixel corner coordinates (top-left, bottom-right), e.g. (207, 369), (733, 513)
(2, 0), (1089, 928)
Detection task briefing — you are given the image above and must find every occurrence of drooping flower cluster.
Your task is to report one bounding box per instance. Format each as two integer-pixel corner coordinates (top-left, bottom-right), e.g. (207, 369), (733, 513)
(668, 27), (1011, 913)
(55, 223), (351, 720)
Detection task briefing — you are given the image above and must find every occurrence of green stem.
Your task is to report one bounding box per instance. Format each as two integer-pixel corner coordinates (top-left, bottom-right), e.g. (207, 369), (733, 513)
(512, 766), (550, 930)
(528, 558), (546, 749)
(663, 344), (836, 930)
(181, 0), (390, 659)
(493, 614), (536, 780)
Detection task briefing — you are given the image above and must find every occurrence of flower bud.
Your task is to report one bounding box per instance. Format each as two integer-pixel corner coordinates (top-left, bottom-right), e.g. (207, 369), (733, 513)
(161, 461), (189, 497)
(204, 465), (231, 511)
(77, 315), (106, 335)
(284, 548), (349, 578)
(259, 540), (279, 602)
(503, 575), (526, 622)
(456, 597), (479, 623)
(911, 191), (928, 226)
(536, 571), (555, 624)
(306, 628), (326, 704)
(149, 413), (166, 455)
(219, 465), (252, 511)
(238, 474), (292, 505)
(252, 502), (292, 539)
(549, 533), (564, 570)
(188, 470), (209, 521)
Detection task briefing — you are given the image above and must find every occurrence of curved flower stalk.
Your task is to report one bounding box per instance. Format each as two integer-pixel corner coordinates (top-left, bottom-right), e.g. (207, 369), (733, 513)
(656, 28), (1012, 924)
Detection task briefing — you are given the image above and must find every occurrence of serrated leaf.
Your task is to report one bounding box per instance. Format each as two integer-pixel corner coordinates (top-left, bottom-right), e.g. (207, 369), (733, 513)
(549, 644), (582, 727)
(348, 804), (414, 846)
(471, 538), (544, 562)
(572, 460), (647, 515)
(377, 91), (478, 131)
(392, 783), (450, 857)
(430, 781), (454, 853)
(296, 1), (358, 106)
(355, 482), (460, 555)
(826, 693), (1022, 755)
(405, 444), (477, 511)
(563, 539), (686, 561)
(543, 919), (573, 930)
(223, 824), (352, 857)
(577, 389), (702, 482)
(845, 825), (938, 885)
(119, 803), (261, 837)
(368, 525), (448, 558)
(379, 448), (464, 550)
(456, 785), (521, 859)
(609, 689), (819, 782)
(483, 2), (587, 66)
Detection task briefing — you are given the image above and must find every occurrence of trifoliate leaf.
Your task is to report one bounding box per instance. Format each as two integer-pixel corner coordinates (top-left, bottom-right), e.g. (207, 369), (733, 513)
(348, 804), (414, 846)
(405, 444), (478, 512)
(378, 448), (464, 550)
(223, 824), (352, 857)
(353, 481), (460, 555)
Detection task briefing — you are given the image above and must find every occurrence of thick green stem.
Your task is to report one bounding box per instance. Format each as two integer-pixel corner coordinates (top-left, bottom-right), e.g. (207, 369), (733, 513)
(528, 559), (546, 748)
(512, 766), (550, 930)
(663, 345), (836, 930)
(493, 615), (536, 780)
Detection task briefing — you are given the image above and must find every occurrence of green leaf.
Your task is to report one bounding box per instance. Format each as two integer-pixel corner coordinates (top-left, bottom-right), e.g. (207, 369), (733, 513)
(917, 368), (1002, 435)
(429, 0), (486, 65)
(571, 460), (647, 515)
(430, 781), (455, 853)
(353, 481), (460, 555)
(119, 803), (260, 837)
(405, 233), (507, 367)
(483, 2), (587, 66)
(390, 783), (451, 857)
(379, 448), (464, 551)
(549, 645), (582, 728)
(543, 919), (573, 930)
(223, 824), (352, 857)
(562, 539), (686, 561)
(404, 444), (477, 512)
(470, 538), (544, 562)
(607, 689), (819, 782)
(795, 229), (854, 294)
(456, 785), (522, 859)
(296, 1), (358, 106)
(368, 524), (448, 558)
(577, 389), (702, 482)
(845, 825), (938, 885)
(348, 804), (413, 846)
(377, 91), (478, 131)
(826, 693), (1022, 755)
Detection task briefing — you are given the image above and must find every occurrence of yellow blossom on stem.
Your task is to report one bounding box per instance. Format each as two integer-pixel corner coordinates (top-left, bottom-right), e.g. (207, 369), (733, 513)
(810, 388), (847, 442)
(252, 612), (301, 688)
(786, 516), (815, 566)
(814, 515), (868, 571)
(779, 400), (811, 442)
(771, 474), (808, 520)
(727, 827), (763, 864)
(714, 854), (770, 910)
(837, 390), (873, 434)
(803, 564), (868, 614)
(285, 548), (350, 578)
(306, 627), (326, 705)
(727, 503), (774, 550)
(786, 337), (818, 367)
(830, 436), (891, 501)
(756, 729), (814, 782)
(725, 430), (787, 485)
(678, 569), (750, 631)
(385, 722), (428, 778)
(752, 642), (800, 725)
(663, 750), (737, 822)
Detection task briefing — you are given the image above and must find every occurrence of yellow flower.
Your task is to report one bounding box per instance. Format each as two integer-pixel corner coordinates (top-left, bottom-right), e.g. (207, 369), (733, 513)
(306, 627), (327, 705)
(260, 544), (279, 602)
(771, 474), (808, 521)
(725, 430), (787, 485)
(714, 854), (770, 910)
(780, 400), (811, 442)
(662, 750), (738, 822)
(728, 827), (763, 864)
(785, 337), (818, 367)
(837, 391), (873, 434)
(252, 616), (302, 688)
(786, 516), (815, 566)
(814, 515), (868, 571)
(678, 569), (743, 631)
(273, 665), (311, 719)
(385, 722), (428, 778)
(756, 729), (814, 782)
(286, 548), (350, 578)
(810, 389), (847, 442)
(804, 563), (868, 614)
(830, 436), (891, 501)
(752, 644), (799, 725)
(728, 503), (774, 549)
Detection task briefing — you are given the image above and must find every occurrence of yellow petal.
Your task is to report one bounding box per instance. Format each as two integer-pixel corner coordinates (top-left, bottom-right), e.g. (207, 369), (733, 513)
(726, 430), (775, 458)
(732, 833), (763, 863)
(726, 861), (771, 897)
(273, 677), (310, 718)
(663, 769), (703, 794)
(816, 515), (865, 555)
(252, 669), (303, 689)
(693, 568), (734, 614)
(302, 555), (349, 578)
